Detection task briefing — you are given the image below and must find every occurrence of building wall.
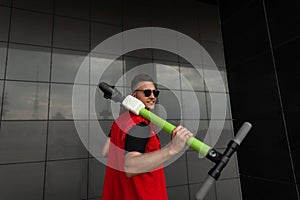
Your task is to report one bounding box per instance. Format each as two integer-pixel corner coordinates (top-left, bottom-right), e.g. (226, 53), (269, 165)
(220, 0), (300, 199)
(0, 0), (241, 199)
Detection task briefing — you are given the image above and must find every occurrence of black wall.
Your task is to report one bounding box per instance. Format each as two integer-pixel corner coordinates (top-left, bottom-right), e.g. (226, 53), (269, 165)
(220, 0), (300, 199)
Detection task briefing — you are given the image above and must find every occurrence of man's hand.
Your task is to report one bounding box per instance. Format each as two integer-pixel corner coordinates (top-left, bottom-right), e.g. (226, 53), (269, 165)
(169, 125), (193, 156)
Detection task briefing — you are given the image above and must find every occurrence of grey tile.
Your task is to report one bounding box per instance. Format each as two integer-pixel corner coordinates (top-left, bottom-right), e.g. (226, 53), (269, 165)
(55, 0), (89, 20)
(189, 182), (217, 200)
(47, 121), (88, 160)
(123, 27), (153, 59)
(91, 0), (122, 26)
(53, 16), (89, 51)
(88, 158), (106, 199)
(2, 81), (49, 120)
(164, 154), (188, 187)
(0, 42), (7, 79)
(155, 60), (180, 90)
(0, 121), (47, 164)
(182, 91), (208, 120)
(157, 89), (182, 120)
(183, 119), (209, 143)
(215, 178), (242, 200)
(91, 22), (122, 54)
(123, 57), (155, 88)
(0, 162), (44, 200)
(90, 85), (124, 121)
(206, 92), (231, 120)
(186, 151), (213, 184)
(7, 44), (51, 81)
(50, 83), (89, 120)
(89, 120), (113, 158)
(213, 120), (234, 149)
(51, 48), (89, 84)
(0, 6), (10, 41)
(180, 63), (205, 92)
(0, 80), (3, 113)
(10, 9), (52, 46)
(203, 66), (228, 93)
(13, 0), (53, 13)
(167, 185), (190, 200)
(153, 49), (179, 63)
(90, 53), (123, 86)
(44, 159), (88, 200)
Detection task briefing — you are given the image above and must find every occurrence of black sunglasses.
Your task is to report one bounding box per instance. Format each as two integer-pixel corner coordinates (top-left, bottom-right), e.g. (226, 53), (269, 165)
(135, 89), (160, 97)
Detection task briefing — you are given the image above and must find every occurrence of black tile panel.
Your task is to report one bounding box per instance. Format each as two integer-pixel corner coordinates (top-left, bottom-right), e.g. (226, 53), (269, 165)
(91, 0), (122, 26)
(123, 0), (152, 28)
(13, 0), (53, 13)
(201, 41), (225, 67)
(10, 9), (52, 46)
(284, 111), (300, 184)
(240, 175), (298, 200)
(219, 0), (253, 22)
(264, 0), (300, 47)
(0, 42), (7, 79)
(0, 0), (11, 6)
(55, 0), (89, 20)
(151, 0), (178, 29)
(274, 38), (300, 113)
(0, 6), (10, 42)
(221, 1), (270, 67)
(235, 118), (295, 183)
(198, 3), (222, 43)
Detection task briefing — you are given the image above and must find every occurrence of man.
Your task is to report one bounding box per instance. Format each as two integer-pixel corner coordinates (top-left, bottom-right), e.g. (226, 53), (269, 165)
(102, 74), (193, 200)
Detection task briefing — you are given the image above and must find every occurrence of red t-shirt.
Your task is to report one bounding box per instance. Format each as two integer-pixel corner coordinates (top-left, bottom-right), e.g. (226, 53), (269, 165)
(102, 112), (168, 200)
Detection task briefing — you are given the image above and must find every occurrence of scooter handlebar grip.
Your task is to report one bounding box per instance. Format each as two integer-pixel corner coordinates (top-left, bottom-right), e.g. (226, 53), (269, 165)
(195, 175), (215, 200)
(233, 122), (252, 145)
(99, 82), (115, 96)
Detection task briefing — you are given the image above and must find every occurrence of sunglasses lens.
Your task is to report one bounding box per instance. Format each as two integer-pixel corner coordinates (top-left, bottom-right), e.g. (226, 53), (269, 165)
(153, 90), (159, 97)
(144, 90), (151, 97)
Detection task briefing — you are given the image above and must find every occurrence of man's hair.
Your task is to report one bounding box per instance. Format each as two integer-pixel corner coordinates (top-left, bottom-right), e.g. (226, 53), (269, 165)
(131, 73), (156, 91)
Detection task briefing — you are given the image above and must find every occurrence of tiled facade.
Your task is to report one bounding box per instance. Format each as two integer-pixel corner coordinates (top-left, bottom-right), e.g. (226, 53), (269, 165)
(0, 0), (241, 200)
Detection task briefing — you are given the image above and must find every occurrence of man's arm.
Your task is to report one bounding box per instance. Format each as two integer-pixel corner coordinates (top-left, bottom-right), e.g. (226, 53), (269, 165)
(124, 126), (193, 178)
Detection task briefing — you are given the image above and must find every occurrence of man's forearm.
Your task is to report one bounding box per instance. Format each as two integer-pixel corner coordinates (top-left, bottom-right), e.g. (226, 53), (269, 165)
(124, 146), (175, 177)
